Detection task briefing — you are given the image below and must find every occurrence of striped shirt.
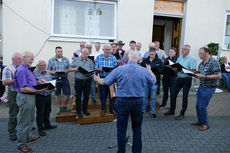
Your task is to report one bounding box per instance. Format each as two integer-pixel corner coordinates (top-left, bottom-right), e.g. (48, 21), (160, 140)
(47, 56), (70, 78)
(34, 69), (53, 96)
(95, 54), (117, 77)
(2, 64), (17, 91)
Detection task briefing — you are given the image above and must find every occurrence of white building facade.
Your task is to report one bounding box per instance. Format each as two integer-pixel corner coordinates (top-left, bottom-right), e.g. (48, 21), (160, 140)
(1, 0), (230, 65)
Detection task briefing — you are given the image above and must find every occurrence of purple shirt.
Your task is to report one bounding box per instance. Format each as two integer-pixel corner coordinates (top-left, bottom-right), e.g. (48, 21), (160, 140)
(14, 64), (37, 92)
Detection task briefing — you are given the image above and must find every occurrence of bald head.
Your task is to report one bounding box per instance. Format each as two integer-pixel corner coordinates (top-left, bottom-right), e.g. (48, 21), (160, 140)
(81, 48), (90, 60)
(37, 60), (46, 71)
(149, 42), (155, 49)
(22, 51), (34, 66)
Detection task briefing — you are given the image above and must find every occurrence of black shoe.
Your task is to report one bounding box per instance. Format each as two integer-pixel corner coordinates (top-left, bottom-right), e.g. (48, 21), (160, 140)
(39, 130), (47, 136)
(164, 111), (174, 116)
(45, 125), (57, 130)
(175, 114), (184, 120)
(152, 114), (157, 118)
(77, 113), (83, 118)
(83, 111), (90, 116)
(9, 134), (17, 141)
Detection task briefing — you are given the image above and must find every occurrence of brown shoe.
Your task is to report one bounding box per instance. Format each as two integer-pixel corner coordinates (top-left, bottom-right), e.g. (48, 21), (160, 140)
(18, 146), (32, 153)
(27, 136), (40, 144)
(199, 125), (210, 131)
(101, 110), (105, 117)
(191, 121), (201, 126)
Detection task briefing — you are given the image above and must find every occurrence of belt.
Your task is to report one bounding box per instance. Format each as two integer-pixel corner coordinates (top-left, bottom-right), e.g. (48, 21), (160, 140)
(36, 94), (51, 97)
(9, 89), (17, 93)
(21, 92), (35, 95)
(118, 97), (143, 99)
(178, 77), (191, 79)
(75, 78), (91, 82)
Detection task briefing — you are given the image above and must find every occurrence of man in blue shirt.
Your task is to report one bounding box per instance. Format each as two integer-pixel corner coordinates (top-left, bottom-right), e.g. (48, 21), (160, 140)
(94, 51), (155, 153)
(164, 44), (197, 120)
(95, 44), (117, 116)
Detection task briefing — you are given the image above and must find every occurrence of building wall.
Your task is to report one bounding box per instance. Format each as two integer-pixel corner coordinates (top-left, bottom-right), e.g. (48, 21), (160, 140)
(2, 0), (230, 65)
(2, 0), (154, 65)
(184, 0), (230, 63)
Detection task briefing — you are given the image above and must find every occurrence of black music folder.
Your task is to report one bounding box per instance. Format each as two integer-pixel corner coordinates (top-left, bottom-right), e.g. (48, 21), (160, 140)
(78, 67), (95, 75)
(33, 80), (56, 90)
(74, 53), (79, 58)
(29, 66), (36, 72)
(88, 56), (94, 61)
(168, 60), (185, 71)
(55, 71), (65, 75)
(102, 67), (115, 72)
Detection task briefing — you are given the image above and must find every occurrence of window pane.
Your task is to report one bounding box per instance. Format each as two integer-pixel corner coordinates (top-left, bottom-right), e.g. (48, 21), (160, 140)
(224, 15), (230, 46)
(53, 0), (115, 38)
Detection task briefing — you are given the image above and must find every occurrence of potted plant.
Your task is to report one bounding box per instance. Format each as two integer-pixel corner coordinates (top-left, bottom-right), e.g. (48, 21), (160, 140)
(207, 42), (219, 56)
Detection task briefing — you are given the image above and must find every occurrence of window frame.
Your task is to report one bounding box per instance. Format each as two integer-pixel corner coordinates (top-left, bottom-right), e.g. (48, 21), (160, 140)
(223, 11), (230, 50)
(50, 0), (117, 41)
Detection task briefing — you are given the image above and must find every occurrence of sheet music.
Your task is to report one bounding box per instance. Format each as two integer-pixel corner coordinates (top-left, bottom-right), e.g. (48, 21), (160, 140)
(182, 68), (194, 75)
(48, 80), (56, 87)
(168, 60), (175, 65)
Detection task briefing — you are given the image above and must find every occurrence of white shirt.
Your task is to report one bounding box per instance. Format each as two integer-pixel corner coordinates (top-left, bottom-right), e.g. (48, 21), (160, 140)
(91, 50), (103, 59)
(224, 63), (230, 72)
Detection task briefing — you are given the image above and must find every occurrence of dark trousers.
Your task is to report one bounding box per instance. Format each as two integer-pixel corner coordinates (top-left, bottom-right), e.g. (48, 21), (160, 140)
(36, 95), (51, 131)
(117, 98), (143, 153)
(169, 77), (192, 115)
(161, 76), (177, 107)
(99, 84), (114, 111)
(75, 78), (91, 113)
(8, 90), (18, 136)
(0, 81), (5, 97)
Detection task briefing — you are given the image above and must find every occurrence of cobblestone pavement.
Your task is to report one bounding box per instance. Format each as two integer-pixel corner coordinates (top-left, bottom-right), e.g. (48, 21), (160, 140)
(0, 91), (230, 153)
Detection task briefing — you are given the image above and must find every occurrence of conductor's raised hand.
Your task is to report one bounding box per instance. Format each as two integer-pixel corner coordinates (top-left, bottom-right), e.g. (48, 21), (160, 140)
(146, 64), (151, 71)
(94, 74), (100, 82)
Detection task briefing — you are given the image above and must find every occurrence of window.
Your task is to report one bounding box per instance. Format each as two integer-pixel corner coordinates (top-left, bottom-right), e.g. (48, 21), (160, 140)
(224, 11), (230, 49)
(51, 0), (116, 40)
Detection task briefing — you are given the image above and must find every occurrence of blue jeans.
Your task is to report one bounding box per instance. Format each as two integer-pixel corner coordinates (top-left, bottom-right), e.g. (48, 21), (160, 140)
(117, 98), (143, 153)
(99, 84), (114, 111)
(196, 86), (215, 126)
(90, 78), (96, 100)
(222, 73), (230, 88)
(161, 76), (177, 107)
(142, 84), (158, 114)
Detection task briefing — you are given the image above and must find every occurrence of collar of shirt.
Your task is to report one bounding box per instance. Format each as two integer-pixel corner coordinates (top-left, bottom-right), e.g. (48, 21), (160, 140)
(36, 69), (47, 74)
(128, 61), (137, 65)
(80, 56), (88, 62)
(21, 63), (30, 69)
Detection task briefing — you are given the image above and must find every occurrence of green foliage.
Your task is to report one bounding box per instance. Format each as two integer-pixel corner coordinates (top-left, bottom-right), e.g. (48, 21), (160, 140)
(219, 57), (224, 65)
(207, 42), (218, 56)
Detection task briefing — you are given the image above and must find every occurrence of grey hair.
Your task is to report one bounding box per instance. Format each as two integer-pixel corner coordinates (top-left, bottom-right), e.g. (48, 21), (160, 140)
(149, 42), (155, 48)
(95, 42), (101, 46)
(22, 51), (33, 60)
(128, 51), (139, 60)
(37, 60), (46, 65)
(184, 44), (191, 50)
(103, 44), (111, 49)
(85, 42), (92, 47)
(11, 52), (21, 59)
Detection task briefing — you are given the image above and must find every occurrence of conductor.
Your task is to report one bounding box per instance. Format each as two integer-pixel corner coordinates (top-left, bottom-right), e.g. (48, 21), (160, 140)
(94, 51), (155, 153)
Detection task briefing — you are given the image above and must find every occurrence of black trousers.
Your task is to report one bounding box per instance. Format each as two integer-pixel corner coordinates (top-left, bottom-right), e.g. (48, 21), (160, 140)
(169, 77), (192, 115)
(36, 95), (51, 131)
(75, 78), (91, 113)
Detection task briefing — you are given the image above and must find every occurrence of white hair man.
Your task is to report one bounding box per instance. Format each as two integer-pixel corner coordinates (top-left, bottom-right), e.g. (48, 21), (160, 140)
(2, 52), (22, 141)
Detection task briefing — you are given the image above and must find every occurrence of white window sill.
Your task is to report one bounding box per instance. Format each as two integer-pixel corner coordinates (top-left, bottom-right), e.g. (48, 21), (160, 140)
(48, 36), (116, 43)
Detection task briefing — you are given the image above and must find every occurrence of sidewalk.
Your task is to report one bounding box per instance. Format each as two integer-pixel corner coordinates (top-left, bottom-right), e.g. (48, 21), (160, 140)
(0, 91), (229, 153)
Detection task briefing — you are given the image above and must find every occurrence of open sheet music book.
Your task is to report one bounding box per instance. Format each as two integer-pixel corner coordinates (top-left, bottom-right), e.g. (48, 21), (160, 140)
(33, 80), (56, 90)
(182, 68), (197, 77)
(78, 67), (95, 75)
(168, 60), (185, 71)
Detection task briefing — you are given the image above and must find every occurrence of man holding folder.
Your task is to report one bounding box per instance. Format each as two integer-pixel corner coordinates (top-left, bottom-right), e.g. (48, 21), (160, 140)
(71, 48), (95, 118)
(165, 44), (197, 120)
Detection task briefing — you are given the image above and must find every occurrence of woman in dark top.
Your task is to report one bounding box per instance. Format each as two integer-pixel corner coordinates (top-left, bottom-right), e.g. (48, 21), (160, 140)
(161, 47), (178, 108)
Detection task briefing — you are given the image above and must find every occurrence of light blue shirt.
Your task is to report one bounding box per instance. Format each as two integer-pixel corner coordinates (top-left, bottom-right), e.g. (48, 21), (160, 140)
(176, 55), (197, 78)
(143, 50), (162, 60)
(104, 61), (155, 97)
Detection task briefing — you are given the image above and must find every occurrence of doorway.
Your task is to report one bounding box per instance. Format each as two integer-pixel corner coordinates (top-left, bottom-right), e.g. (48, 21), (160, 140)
(153, 16), (182, 56)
